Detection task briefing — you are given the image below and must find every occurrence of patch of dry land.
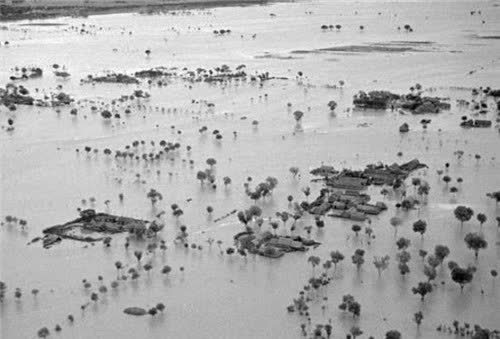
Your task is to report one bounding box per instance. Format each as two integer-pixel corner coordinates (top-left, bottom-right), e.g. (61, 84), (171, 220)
(1, 1), (500, 339)
(0, 0), (267, 20)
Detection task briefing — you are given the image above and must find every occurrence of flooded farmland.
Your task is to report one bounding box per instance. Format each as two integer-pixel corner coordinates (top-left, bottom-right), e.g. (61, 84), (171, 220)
(1, 0), (500, 338)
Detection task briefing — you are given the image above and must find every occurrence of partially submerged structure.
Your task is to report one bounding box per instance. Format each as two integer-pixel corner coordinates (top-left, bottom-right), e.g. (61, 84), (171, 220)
(308, 159), (426, 221)
(81, 65), (273, 87)
(0, 84), (73, 109)
(486, 191), (500, 202)
(0, 84), (34, 107)
(460, 119), (492, 128)
(312, 159), (426, 190)
(234, 231), (320, 258)
(9, 66), (43, 81)
(353, 90), (450, 113)
(41, 209), (150, 248)
(307, 189), (387, 222)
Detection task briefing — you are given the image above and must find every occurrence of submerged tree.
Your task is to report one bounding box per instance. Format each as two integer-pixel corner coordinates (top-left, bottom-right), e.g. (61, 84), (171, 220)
(161, 265), (172, 275)
(365, 226), (373, 240)
(412, 177), (421, 190)
(143, 263), (153, 274)
(325, 324), (332, 337)
(396, 250), (411, 264)
(464, 233), (488, 259)
(419, 249), (428, 261)
(293, 110), (304, 123)
(454, 206), (474, 227)
(426, 254), (440, 269)
(276, 211), (290, 228)
(423, 265), (437, 282)
(0, 281), (6, 302)
(486, 191), (500, 204)
(37, 327), (50, 338)
(418, 183), (430, 198)
(237, 211), (249, 226)
(450, 265), (476, 291)
(412, 281), (433, 301)
(398, 262), (410, 276)
(330, 250), (345, 269)
(131, 223), (146, 239)
(412, 219), (427, 238)
(289, 166), (299, 178)
(350, 326), (363, 339)
(390, 217), (403, 236)
(443, 175), (451, 185)
(302, 186), (311, 200)
(434, 245), (450, 264)
(396, 237), (411, 250)
(352, 224), (362, 236)
(414, 311), (424, 327)
(134, 250), (143, 264)
(448, 260), (459, 271)
(196, 170), (207, 184)
(490, 269), (497, 281)
(270, 220), (279, 234)
(351, 249), (365, 271)
(315, 217), (325, 228)
(338, 294), (361, 318)
(149, 220), (164, 236)
(114, 261), (123, 278)
(373, 255), (390, 276)
(476, 213), (487, 228)
(308, 256), (321, 275)
(385, 330), (402, 339)
(146, 189), (163, 205)
(237, 206), (262, 229)
(206, 158), (217, 168)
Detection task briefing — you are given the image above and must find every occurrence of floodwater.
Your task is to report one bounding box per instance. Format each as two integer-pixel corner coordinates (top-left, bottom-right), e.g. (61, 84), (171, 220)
(1, 0), (500, 338)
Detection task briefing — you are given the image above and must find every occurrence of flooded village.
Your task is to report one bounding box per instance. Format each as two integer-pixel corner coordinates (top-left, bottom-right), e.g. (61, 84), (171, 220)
(1, 0), (500, 338)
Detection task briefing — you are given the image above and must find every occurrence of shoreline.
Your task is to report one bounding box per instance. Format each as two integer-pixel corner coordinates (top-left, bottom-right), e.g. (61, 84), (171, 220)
(0, 0), (270, 21)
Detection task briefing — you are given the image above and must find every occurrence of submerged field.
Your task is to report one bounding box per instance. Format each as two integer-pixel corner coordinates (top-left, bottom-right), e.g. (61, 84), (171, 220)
(1, 1), (500, 338)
